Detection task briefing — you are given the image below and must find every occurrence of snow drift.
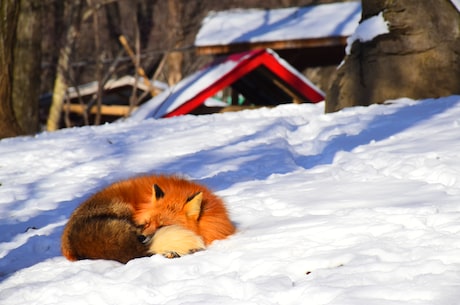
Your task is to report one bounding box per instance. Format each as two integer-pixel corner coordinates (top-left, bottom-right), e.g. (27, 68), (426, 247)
(1, 96), (460, 304)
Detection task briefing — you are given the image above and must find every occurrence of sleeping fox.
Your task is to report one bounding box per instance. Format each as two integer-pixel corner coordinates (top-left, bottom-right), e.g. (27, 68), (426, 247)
(61, 175), (235, 263)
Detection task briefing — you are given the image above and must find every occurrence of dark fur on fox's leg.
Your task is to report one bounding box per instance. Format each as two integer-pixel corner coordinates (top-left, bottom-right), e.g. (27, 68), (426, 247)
(62, 197), (154, 263)
(63, 214), (151, 263)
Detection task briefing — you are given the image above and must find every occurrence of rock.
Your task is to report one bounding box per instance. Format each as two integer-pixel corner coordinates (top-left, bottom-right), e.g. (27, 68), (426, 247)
(326, 0), (460, 113)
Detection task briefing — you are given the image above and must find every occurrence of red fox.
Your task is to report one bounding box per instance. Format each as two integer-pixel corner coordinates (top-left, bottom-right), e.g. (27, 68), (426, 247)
(61, 175), (235, 263)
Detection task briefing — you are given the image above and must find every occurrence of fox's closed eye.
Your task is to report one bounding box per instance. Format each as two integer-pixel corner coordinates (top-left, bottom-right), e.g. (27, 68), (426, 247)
(137, 235), (151, 244)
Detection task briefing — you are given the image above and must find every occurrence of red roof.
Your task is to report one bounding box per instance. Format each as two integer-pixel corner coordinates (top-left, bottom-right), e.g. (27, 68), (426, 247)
(131, 49), (325, 120)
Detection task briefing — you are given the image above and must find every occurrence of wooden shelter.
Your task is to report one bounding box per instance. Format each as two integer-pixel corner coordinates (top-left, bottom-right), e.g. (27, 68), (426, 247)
(129, 49), (325, 121)
(194, 1), (361, 69)
(39, 76), (167, 127)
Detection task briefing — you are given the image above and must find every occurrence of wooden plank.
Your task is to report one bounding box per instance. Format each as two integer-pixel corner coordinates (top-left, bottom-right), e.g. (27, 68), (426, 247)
(63, 103), (137, 116)
(195, 36), (348, 55)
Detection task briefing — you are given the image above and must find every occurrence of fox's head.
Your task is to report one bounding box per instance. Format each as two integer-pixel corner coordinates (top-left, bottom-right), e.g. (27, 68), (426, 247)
(134, 184), (203, 237)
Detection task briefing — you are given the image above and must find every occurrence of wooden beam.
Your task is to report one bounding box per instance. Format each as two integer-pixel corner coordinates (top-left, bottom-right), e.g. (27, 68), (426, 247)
(195, 36), (348, 55)
(272, 79), (302, 104)
(63, 103), (137, 117)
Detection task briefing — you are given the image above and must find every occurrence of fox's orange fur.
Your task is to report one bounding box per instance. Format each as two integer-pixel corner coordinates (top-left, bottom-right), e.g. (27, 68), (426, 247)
(61, 175), (235, 263)
(131, 175), (236, 244)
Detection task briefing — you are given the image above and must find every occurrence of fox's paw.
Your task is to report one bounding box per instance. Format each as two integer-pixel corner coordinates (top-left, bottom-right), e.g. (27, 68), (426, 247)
(161, 248), (204, 259)
(162, 251), (181, 259)
(188, 248), (204, 254)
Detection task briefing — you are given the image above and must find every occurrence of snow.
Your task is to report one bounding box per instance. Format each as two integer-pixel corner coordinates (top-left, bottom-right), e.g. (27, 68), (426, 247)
(66, 76), (169, 99)
(451, 0), (460, 12)
(345, 12), (390, 55)
(195, 2), (361, 46)
(2, 95), (460, 304)
(2, 3), (460, 304)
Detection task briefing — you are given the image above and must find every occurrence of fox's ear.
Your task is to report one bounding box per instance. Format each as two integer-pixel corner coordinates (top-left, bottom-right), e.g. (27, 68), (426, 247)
(151, 184), (165, 205)
(184, 192), (203, 221)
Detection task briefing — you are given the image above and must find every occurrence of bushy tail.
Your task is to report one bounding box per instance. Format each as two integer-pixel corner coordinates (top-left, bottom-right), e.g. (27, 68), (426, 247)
(148, 225), (205, 258)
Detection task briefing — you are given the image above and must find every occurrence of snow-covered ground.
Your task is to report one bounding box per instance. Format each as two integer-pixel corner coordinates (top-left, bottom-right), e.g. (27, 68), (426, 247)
(1, 96), (460, 304)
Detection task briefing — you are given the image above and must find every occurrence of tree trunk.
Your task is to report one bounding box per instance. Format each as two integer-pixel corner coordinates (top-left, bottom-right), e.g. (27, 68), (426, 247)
(87, 0), (104, 126)
(46, 0), (83, 131)
(166, 0), (183, 86)
(326, 0), (460, 113)
(0, 0), (24, 139)
(13, 0), (42, 134)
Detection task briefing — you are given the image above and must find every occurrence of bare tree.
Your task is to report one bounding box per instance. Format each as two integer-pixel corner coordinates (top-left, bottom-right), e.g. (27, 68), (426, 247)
(326, 0), (460, 113)
(86, 0), (104, 125)
(166, 0), (184, 86)
(0, 0), (22, 139)
(0, 0), (45, 138)
(12, 0), (43, 134)
(46, 0), (84, 131)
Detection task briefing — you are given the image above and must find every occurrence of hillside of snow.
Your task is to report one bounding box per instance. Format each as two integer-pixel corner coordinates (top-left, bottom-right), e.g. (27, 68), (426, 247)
(1, 96), (460, 304)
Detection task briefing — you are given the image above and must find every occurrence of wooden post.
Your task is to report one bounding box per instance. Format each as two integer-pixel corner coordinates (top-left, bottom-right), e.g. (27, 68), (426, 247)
(119, 35), (158, 97)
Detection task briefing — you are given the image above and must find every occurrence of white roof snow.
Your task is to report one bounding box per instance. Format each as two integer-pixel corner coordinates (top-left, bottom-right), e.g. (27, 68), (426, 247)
(195, 1), (362, 46)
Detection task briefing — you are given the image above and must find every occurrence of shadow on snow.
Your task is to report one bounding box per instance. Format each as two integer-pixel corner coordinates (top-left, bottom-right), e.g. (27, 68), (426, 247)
(0, 96), (458, 281)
